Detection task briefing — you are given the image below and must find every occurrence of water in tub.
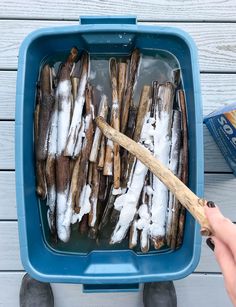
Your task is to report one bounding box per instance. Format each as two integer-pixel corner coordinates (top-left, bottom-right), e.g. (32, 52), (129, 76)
(39, 49), (180, 254)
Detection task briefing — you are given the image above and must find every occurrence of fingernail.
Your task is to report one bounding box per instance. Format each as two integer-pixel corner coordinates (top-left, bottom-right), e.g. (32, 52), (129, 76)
(206, 238), (215, 251)
(207, 201), (215, 208)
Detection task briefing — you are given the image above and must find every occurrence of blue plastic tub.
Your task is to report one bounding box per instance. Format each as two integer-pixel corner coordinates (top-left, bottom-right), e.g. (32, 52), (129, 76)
(15, 16), (203, 290)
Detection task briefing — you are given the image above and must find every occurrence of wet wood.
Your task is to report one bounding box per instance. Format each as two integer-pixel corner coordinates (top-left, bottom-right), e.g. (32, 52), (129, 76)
(121, 49), (140, 133)
(110, 58), (120, 188)
(34, 98), (47, 199)
(103, 140), (113, 176)
(129, 220), (139, 249)
(64, 52), (88, 157)
(97, 135), (105, 169)
(89, 95), (108, 162)
(166, 110), (182, 247)
(118, 62), (127, 108)
(176, 89), (189, 248)
(88, 162), (101, 227)
(79, 214), (88, 235)
(98, 186), (116, 231)
(35, 161), (47, 199)
(45, 92), (58, 237)
(98, 175), (109, 202)
(36, 65), (55, 161)
(75, 84), (94, 212)
(172, 68), (181, 88)
(125, 85), (151, 187)
(150, 82), (175, 249)
(63, 156), (81, 229)
(96, 116), (213, 236)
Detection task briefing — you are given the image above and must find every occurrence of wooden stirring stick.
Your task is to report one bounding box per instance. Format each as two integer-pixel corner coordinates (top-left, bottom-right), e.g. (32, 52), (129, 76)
(96, 116), (213, 236)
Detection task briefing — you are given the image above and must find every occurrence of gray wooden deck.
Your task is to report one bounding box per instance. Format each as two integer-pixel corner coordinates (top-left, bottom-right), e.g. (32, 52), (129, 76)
(0, 1), (235, 306)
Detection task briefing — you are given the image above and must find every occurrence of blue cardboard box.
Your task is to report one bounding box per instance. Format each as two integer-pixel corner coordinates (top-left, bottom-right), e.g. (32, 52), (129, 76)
(204, 103), (236, 176)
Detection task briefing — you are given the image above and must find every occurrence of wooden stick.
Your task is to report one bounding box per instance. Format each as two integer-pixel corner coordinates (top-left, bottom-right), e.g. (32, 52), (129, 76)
(72, 76), (79, 102)
(63, 156), (81, 228)
(64, 52), (88, 157)
(178, 90), (188, 191)
(110, 158), (148, 244)
(71, 59), (81, 106)
(99, 186), (116, 231)
(166, 110), (181, 246)
(56, 47), (77, 242)
(57, 47), (78, 156)
(125, 86), (151, 186)
(34, 91), (47, 199)
(121, 49), (140, 133)
(73, 118), (85, 158)
(120, 103), (137, 188)
(96, 117), (213, 236)
(70, 159), (76, 179)
(70, 52), (81, 119)
(103, 110), (114, 177)
(88, 161), (93, 186)
(129, 220), (139, 249)
(150, 82), (175, 248)
(138, 182), (151, 253)
(79, 214), (89, 235)
(170, 155), (182, 250)
(155, 82), (175, 125)
(37, 65), (55, 161)
(45, 155), (57, 237)
(172, 68), (181, 88)
(35, 161), (47, 199)
(110, 58), (120, 188)
(139, 203), (150, 253)
(120, 150), (129, 189)
(45, 97), (58, 237)
(56, 155), (71, 242)
(103, 139), (113, 176)
(98, 174), (109, 202)
(97, 135), (105, 169)
(118, 62), (127, 108)
(133, 86), (151, 142)
(88, 199), (104, 240)
(71, 76), (79, 115)
(89, 95), (108, 162)
(168, 90), (188, 250)
(89, 162), (101, 227)
(176, 89), (188, 248)
(125, 104), (137, 139)
(129, 183), (146, 249)
(74, 84), (94, 213)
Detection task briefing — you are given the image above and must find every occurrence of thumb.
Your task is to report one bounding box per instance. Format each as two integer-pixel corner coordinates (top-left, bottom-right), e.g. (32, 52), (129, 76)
(205, 205), (236, 259)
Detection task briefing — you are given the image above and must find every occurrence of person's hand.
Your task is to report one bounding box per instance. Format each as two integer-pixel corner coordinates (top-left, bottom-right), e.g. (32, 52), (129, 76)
(205, 203), (236, 306)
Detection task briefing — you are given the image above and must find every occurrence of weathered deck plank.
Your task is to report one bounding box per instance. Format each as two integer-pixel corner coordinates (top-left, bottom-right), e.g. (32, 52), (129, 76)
(1, 0), (236, 21)
(0, 3), (235, 305)
(2, 71), (236, 120)
(1, 169), (235, 272)
(0, 122), (231, 172)
(1, 172), (235, 221)
(1, 20), (236, 71)
(0, 221), (224, 272)
(0, 272), (231, 307)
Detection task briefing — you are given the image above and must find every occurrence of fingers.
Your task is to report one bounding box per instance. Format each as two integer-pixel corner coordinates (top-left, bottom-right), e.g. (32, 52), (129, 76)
(211, 237), (236, 306)
(204, 205), (236, 259)
(205, 205), (236, 305)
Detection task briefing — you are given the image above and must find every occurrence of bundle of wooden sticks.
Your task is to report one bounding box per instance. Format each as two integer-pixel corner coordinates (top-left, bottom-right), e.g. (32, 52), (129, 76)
(34, 47), (188, 252)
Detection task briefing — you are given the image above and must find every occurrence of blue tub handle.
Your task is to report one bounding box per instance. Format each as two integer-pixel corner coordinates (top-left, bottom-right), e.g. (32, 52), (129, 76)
(83, 283), (140, 293)
(80, 15), (137, 25)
